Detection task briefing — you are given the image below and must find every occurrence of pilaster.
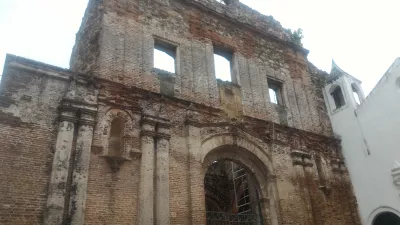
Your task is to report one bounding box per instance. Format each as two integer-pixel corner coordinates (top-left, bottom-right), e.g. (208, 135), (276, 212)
(290, 150), (315, 225)
(155, 123), (171, 225)
(45, 106), (78, 225)
(137, 118), (156, 225)
(186, 122), (206, 225)
(68, 109), (97, 225)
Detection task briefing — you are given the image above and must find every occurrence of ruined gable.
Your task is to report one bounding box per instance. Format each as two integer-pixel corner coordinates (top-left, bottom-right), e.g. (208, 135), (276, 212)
(0, 0), (360, 225)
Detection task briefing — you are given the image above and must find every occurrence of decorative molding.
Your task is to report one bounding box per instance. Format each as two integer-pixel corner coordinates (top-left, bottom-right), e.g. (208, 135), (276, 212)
(290, 150), (313, 167)
(78, 118), (96, 127)
(59, 115), (78, 123)
(141, 130), (157, 137)
(331, 158), (346, 173)
(157, 133), (171, 140)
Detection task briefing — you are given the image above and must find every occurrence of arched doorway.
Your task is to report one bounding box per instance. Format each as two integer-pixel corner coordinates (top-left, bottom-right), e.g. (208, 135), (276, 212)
(373, 212), (400, 225)
(200, 133), (279, 225)
(204, 160), (263, 224)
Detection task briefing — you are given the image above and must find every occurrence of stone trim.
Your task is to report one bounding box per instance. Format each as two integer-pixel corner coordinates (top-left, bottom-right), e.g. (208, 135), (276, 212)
(59, 115), (78, 123)
(141, 130), (157, 137)
(140, 130), (171, 140)
(331, 158), (346, 173)
(141, 118), (158, 127)
(291, 150), (313, 167)
(157, 133), (171, 140)
(97, 98), (142, 113)
(78, 118), (96, 127)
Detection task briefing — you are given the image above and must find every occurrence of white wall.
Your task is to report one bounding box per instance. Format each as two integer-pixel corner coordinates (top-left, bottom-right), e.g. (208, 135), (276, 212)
(324, 59), (400, 225)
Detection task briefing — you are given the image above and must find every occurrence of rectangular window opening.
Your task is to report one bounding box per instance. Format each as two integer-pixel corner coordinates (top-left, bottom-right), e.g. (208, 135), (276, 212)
(153, 40), (177, 74)
(214, 47), (233, 82)
(268, 78), (283, 105)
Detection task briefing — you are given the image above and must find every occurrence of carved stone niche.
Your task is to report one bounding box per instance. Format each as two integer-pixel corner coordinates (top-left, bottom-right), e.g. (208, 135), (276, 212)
(100, 109), (141, 172)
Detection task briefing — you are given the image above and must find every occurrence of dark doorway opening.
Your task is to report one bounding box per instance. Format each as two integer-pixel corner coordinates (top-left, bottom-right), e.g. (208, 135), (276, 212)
(204, 160), (263, 225)
(373, 212), (400, 225)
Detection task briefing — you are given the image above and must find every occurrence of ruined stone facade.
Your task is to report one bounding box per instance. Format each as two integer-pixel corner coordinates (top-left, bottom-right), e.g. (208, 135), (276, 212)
(0, 0), (361, 224)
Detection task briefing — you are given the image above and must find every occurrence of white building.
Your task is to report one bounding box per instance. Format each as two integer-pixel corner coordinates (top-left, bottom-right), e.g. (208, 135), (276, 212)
(323, 58), (400, 225)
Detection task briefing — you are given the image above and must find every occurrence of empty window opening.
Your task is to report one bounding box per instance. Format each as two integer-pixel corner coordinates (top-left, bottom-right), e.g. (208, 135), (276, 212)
(352, 84), (361, 105)
(331, 86), (345, 109)
(154, 40), (176, 73)
(204, 160), (263, 224)
(108, 118), (124, 157)
(268, 78), (283, 105)
(214, 47), (233, 82)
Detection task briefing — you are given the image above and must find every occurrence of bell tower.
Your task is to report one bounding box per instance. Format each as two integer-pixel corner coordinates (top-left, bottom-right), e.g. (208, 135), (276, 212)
(323, 60), (365, 114)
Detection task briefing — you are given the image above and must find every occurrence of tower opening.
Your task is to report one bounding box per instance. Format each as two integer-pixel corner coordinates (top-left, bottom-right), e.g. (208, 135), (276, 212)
(331, 86), (345, 109)
(351, 83), (361, 105)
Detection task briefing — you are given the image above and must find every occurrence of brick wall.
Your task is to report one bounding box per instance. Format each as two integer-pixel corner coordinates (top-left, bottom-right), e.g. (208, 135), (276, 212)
(71, 0), (333, 136)
(0, 0), (361, 224)
(0, 57), (66, 225)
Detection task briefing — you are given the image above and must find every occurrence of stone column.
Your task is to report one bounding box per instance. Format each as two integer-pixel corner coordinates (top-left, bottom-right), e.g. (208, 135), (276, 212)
(187, 123), (206, 225)
(155, 124), (171, 225)
(137, 120), (156, 225)
(45, 106), (77, 225)
(68, 109), (96, 225)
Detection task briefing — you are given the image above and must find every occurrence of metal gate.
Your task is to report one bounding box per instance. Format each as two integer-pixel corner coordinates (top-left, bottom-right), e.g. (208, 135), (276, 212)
(206, 211), (259, 225)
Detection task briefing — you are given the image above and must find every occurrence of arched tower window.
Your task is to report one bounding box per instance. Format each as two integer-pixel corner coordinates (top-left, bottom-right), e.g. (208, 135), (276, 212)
(330, 86), (345, 109)
(108, 118), (124, 157)
(351, 83), (361, 105)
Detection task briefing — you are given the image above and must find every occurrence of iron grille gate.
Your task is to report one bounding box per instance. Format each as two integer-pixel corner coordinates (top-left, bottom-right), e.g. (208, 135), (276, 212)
(206, 211), (259, 225)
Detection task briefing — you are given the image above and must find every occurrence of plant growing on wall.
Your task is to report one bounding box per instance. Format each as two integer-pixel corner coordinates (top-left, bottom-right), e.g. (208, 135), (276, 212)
(288, 28), (304, 46)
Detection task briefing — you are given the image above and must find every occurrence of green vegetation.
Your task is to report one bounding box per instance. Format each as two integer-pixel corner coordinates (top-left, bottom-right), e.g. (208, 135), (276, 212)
(288, 28), (304, 46)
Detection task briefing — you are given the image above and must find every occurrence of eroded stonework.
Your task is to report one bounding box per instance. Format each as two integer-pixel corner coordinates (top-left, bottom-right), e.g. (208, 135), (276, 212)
(0, 0), (360, 224)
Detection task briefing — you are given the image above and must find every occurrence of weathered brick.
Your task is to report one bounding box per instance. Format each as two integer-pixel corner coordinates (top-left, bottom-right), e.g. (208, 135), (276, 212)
(0, 0), (360, 225)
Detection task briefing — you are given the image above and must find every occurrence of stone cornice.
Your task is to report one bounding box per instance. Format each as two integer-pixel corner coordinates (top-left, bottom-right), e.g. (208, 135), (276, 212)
(186, 118), (340, 144)
(141, 130), (157, 137)
(78, 118), (96, 127)
(140, 130), (171, 140)
(59, 115), (78, 123)
(141, 114), (170, 128)
(97, 97), (142, 113)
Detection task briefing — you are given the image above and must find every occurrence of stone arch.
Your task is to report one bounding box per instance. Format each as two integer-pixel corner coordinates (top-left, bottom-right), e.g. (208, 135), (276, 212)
(368, 206), (400, 225)
(201, 133), (273, 173)
(201, 133), (279, 225)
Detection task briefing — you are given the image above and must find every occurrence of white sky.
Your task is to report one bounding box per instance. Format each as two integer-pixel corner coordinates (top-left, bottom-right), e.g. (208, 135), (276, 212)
(1, 0), (399, 95)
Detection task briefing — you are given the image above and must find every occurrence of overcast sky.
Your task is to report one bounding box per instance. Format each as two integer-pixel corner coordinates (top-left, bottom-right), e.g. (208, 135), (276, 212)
(1, 0), (399, 95)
